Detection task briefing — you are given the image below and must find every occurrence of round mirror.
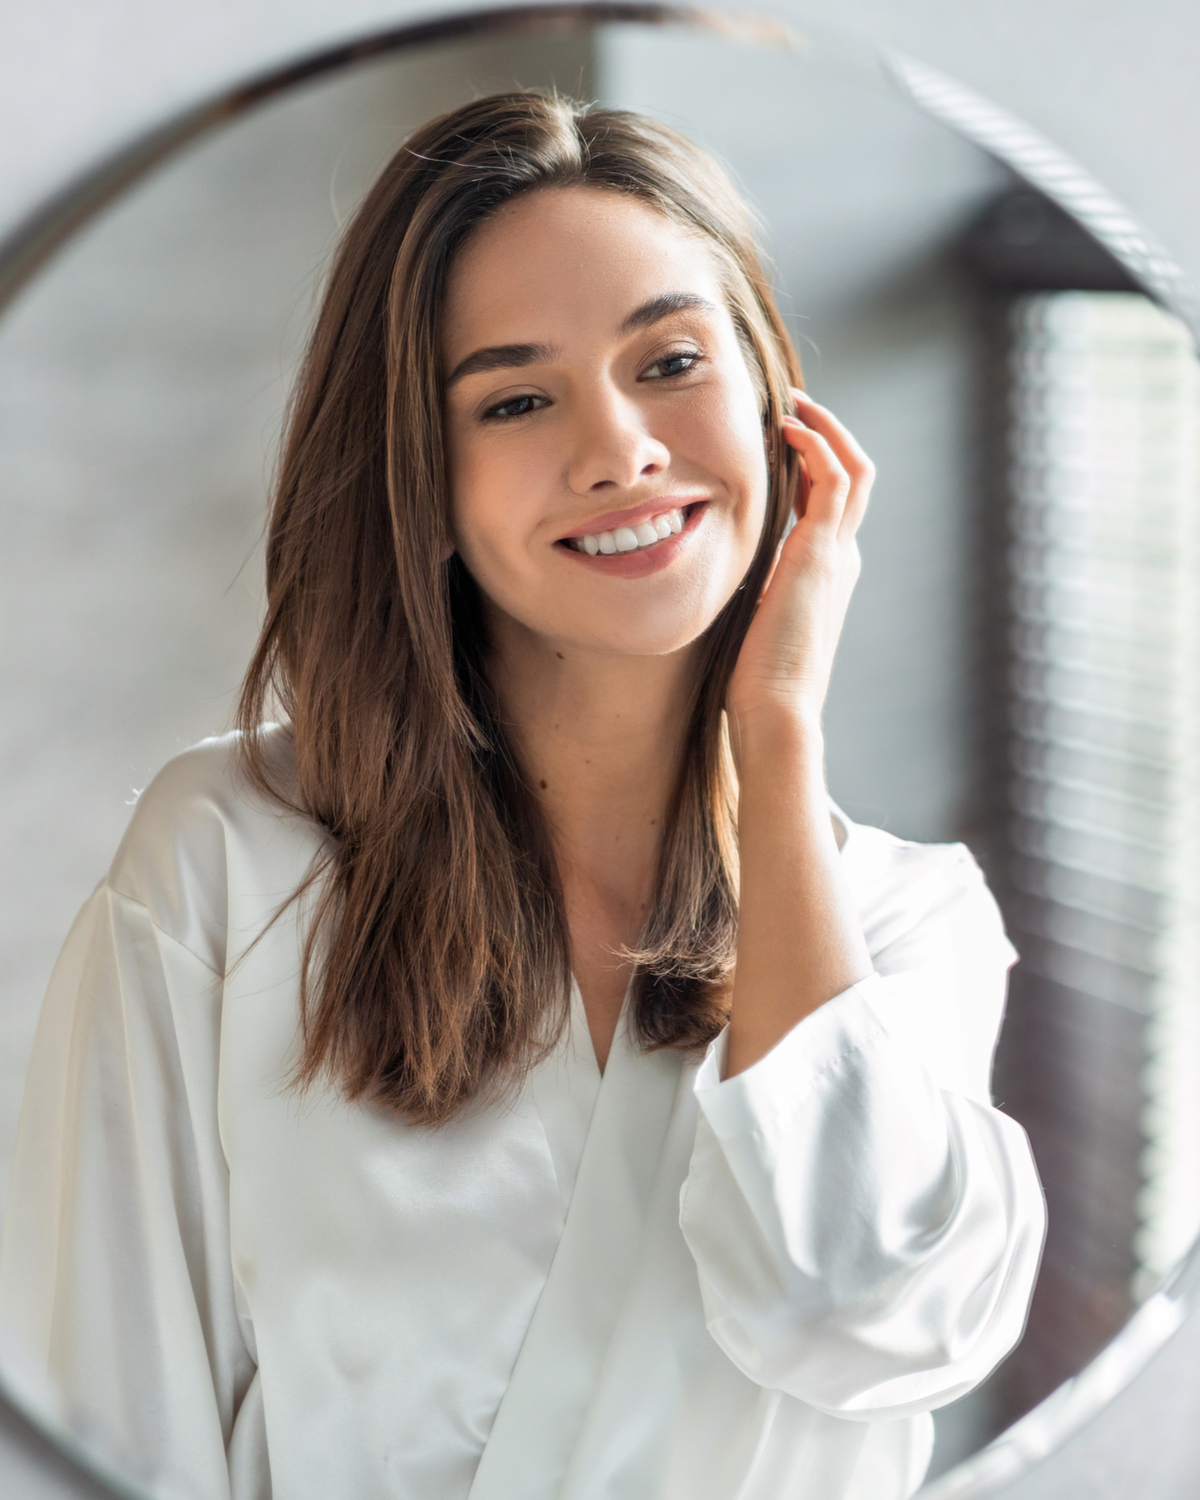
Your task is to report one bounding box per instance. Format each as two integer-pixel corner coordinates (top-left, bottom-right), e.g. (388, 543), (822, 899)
(2, 7), (1197, 1496)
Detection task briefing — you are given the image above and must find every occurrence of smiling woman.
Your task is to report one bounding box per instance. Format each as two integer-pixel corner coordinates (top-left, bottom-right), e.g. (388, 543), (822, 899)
(0, 90), (1045, 1500)
(442, 184), (786, 1072)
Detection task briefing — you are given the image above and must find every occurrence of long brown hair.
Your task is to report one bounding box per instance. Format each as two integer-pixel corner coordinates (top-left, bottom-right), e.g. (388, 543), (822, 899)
(237, 91), (802, 1123)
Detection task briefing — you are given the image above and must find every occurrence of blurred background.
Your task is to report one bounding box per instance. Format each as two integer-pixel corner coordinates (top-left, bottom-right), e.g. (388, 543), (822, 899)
(1, 5), (1199, 1497)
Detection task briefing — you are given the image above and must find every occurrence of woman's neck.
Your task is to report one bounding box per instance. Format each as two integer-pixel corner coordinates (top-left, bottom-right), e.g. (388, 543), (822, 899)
(488, 613), (697, 1069)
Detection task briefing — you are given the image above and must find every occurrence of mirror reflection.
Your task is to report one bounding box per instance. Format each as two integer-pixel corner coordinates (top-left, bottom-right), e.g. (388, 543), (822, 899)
(0, 15), (1196, 1497)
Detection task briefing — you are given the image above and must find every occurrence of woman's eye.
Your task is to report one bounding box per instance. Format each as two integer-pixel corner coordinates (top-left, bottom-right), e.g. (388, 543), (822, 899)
(482, 393), (548, 421)
(643, 350), (703, 381)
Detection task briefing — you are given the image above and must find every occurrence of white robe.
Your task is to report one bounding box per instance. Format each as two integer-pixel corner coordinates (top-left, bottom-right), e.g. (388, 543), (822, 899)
(0, 728), (1045, 1500)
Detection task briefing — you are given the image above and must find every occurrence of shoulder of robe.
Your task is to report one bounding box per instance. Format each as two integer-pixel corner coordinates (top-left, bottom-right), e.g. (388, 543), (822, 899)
(106, 724), (328, 975)
(836, 813), (1009, 963)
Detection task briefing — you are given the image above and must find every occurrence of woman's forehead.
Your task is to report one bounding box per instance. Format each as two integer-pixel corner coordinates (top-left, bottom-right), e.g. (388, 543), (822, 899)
(443, 187), (727, 355)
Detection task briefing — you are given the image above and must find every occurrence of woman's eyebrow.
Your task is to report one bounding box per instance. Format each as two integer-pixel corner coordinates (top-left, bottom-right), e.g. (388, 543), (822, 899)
(446, 342), (557, 388)
(445, 294), (715, 388)
(620, 292), (719, 333)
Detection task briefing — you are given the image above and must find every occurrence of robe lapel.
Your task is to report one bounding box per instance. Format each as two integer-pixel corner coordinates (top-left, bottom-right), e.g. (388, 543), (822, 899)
(525, 982), (604, 1217)
(468, 991), (683, 1500)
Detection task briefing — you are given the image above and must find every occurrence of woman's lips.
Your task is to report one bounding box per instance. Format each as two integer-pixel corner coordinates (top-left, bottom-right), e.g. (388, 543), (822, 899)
(558, 495), (705, 542)
(568, 505), (685, 556)
(557, 502), (706, 578)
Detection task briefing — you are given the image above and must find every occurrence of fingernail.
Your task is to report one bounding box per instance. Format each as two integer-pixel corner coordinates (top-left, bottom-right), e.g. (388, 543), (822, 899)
(794, 389), (816, 402)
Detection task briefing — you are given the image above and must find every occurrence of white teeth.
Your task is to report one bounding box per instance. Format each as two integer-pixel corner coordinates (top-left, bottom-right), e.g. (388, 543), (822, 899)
(569, 507), (687, 556)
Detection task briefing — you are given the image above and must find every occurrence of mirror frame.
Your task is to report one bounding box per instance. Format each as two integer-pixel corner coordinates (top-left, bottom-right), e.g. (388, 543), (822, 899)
(1, 7), (1197, 1496)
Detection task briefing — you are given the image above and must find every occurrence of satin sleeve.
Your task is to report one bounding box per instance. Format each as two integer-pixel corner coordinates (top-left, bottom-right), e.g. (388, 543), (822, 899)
(0, 880), (260, 1499)
(678, 844), (1046, 1420)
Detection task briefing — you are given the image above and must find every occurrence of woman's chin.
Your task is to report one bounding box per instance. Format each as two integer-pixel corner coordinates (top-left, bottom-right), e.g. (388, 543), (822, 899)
(487, 574), (741, 664)
(563, 615), (716, 661)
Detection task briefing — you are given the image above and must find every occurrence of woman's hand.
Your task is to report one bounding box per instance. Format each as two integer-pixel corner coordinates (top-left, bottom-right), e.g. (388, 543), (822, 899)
(723, 390), (875, 1076)
(726, 390), (874, 749)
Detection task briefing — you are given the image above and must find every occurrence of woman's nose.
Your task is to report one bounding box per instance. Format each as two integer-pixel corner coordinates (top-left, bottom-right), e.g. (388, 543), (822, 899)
(565, 392), (671, 493)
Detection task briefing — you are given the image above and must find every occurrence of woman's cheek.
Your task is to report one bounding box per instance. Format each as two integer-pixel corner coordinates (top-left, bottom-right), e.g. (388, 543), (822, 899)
(450, 436), (516, 555)
(684, 379), (766, 481)
(451, 469), (546, 624)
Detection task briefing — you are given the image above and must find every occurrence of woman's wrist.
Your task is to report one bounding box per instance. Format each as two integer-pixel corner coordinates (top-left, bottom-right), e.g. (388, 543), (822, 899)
(728, 700), (826, 787)
(724, 695), (859, 1078)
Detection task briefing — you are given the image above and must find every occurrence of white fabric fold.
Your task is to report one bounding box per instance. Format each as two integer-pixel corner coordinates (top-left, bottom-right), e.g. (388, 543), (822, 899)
(685, 982), (1045, 1417)
(0, 884), (252, 1500)
(467, 999), (681, 1500)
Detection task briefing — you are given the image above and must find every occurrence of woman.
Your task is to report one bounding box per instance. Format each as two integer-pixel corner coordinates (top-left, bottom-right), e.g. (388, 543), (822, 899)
(0, 92), (1044, 1500)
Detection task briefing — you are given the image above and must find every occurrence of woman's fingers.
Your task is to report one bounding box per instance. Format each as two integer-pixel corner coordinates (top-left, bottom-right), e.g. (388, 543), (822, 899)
(727, 393), (870, 725)
(790, 389), (874, 537)
(781, 418), (851, 534)
(792, 389), (874, 479)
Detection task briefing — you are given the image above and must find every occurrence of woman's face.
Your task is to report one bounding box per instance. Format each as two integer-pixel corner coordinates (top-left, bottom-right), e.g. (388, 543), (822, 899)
(442, 185), (771, 662)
